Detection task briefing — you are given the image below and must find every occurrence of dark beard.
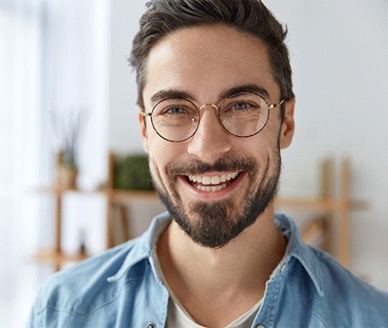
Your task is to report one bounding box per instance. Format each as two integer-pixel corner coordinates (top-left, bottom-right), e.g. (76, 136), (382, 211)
(152, 153), (281, 248)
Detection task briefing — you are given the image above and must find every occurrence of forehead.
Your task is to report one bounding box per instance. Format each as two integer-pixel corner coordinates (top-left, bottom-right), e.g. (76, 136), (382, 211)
(143, 25), (280, 104)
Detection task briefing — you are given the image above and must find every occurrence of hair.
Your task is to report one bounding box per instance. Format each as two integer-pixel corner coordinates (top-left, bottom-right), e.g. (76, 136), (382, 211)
(129, 0), (294, 115)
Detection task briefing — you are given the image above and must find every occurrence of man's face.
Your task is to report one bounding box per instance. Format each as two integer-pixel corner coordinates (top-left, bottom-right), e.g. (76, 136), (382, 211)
(139, 25), (294, 248)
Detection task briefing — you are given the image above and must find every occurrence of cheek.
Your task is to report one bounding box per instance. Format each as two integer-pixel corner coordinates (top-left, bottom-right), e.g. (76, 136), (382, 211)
(147, 137), (186, 179)
(260, 118), (283, 148)
(243, 127), (280, 155)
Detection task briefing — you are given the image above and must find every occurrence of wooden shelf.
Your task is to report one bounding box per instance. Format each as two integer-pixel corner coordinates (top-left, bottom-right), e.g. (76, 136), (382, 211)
(33, 187), (158, 268)
(274, 157), (363, 267)
(36, 186), (157, 200)
(105, 189), (158, 203)
(33, 249), (88, 270)
(33, 155), (360, 270)
(275, 198), (344, 211)
(35, 186), (78, 194)
(34, 153), (159, 270)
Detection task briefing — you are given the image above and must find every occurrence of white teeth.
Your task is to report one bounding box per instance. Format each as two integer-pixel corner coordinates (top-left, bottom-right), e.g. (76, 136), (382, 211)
(197, 184), (226, 192)
(188, 172), (239, 187)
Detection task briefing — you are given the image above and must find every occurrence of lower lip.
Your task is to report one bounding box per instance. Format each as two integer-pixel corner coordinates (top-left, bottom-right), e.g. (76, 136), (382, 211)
(179, 172), (246, 200)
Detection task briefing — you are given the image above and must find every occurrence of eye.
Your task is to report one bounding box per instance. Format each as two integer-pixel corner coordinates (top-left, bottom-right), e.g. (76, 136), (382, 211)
(154, 98), (197, 117)
(164, 105), (187, 115)
(230, 101), (255, 111)
(221, 93), (266, 116)
(223, 100), (260, 114)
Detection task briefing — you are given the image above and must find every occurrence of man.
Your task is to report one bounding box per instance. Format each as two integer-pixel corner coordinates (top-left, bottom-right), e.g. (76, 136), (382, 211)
(28, 0), (388, 327)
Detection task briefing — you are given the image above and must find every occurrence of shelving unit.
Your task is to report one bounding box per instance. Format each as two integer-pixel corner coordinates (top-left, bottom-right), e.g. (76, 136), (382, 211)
(33, 187), (157, 271)
(275, 157), (366, 267)
(33, 156), (364, 270)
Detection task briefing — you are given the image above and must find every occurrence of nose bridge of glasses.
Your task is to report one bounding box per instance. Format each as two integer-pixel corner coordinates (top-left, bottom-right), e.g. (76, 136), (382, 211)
(194, 103), (223, 132)
(198, 103), (220, 114)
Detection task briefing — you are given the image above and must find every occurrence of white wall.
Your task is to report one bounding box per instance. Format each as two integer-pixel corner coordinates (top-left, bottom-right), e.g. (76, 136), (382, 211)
(265, 0), (388, 290)
(109, 1), (388, 290)
(108, 0), (165, 235)
(109, 0), (146, 153)
(43, 0), (110, 256)
(44, 0), (110, 189)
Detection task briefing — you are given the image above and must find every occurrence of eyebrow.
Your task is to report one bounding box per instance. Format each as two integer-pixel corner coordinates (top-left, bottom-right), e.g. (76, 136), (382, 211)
(150, 83), (270, 106)
(150, 90), (195, 105)
(219, 84), (270, 99)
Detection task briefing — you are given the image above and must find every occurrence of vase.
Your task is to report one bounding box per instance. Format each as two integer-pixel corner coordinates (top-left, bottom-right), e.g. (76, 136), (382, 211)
(56, 165), (78, 190)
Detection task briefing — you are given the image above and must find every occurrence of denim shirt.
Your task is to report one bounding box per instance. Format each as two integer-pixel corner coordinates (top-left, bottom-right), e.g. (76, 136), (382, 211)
(27, 212), (388, 328)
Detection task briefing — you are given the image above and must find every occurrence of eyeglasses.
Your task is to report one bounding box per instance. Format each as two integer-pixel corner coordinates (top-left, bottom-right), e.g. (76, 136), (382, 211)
(141, 92), (284, 142)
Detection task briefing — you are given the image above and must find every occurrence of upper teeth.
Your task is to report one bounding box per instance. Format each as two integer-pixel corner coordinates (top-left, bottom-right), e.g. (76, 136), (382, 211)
(188, 172), (239, 185)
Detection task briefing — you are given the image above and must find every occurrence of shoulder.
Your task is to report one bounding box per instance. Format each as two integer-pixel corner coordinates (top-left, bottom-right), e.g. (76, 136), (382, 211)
(28, 238), (147, 322)
(272, 245), (388, 327)
(276, 212), (388, 316)
(314, 247), (388, 298)
(311, 246), (388, 324)
(275, 212), (388, 325)
(32, 213), (171, 309)
(27, 214), (172, 326)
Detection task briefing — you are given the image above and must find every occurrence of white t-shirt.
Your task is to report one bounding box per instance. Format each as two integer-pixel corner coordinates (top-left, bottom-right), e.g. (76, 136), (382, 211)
(166, 290), (262, 328)
(151, 248), (262, 328)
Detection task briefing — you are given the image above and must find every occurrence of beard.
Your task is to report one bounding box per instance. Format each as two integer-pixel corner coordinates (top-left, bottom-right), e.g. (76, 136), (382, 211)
(151, 151), (281, 248)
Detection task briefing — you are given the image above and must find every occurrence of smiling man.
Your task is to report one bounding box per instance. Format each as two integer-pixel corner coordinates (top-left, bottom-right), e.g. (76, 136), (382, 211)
(141, 24), (291, 252)
(27, 1), (388, 327)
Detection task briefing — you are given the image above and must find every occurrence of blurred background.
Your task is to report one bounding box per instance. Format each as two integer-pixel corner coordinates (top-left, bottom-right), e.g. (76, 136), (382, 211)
(1, 0), (388, 326)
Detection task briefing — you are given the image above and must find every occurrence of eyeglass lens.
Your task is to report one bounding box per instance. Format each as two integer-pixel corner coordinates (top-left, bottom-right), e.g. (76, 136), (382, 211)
(150, 93), (270, 142)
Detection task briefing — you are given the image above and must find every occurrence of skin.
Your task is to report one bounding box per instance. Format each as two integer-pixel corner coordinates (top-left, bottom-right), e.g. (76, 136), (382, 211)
(138, 25), (295, 327)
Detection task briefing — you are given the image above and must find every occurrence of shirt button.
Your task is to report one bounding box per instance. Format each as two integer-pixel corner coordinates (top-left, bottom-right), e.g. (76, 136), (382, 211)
(146, 323), (156, 328)
(256, 325), (266, 328)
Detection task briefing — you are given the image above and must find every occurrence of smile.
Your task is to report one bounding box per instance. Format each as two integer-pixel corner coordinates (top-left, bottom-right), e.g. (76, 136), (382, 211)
(187, 172), (239, 192)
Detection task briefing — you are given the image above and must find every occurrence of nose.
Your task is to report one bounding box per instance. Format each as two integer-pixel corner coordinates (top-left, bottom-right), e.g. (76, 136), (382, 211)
(187, 104), (232, 161)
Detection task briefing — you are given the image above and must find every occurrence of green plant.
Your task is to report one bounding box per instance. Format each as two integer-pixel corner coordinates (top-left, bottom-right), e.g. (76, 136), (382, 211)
(114, 154), (154, 190)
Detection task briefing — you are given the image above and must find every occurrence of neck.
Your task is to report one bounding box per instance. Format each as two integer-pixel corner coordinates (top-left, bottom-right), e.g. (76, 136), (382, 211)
(157, 205), (287, 326)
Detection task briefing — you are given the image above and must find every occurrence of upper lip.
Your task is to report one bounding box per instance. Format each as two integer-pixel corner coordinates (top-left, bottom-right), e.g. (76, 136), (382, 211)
(187, 172), (239, 185)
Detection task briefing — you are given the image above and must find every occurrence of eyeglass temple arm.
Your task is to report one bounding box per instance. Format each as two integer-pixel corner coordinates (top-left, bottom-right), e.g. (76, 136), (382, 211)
(140, 111), (152, 117)
(268, 98), (285, 109)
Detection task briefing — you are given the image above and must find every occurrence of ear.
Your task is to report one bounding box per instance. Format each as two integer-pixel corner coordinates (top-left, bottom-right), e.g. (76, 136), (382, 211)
(137, 105), (149, 153)
(279, 97), (295, 149)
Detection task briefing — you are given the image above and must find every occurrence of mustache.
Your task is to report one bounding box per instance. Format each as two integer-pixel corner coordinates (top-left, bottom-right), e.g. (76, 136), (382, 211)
(167, 155), (257, 177)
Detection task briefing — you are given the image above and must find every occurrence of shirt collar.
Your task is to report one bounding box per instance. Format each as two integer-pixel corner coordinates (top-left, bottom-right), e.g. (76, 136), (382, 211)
(107, 212), (171, 282)
(108, 211), (324, 297)
(275, 213), (324, 297)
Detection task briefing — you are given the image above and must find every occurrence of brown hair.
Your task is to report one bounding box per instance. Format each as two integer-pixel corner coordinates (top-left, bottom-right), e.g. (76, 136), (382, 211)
(129, 0), (294, 113)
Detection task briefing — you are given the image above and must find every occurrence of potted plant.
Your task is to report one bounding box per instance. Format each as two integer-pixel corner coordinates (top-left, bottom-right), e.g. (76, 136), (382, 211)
(52, 108), (86, 189)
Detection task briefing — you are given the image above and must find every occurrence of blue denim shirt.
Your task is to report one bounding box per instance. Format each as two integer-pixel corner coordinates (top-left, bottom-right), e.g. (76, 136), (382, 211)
(27, 212), (388, 328)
